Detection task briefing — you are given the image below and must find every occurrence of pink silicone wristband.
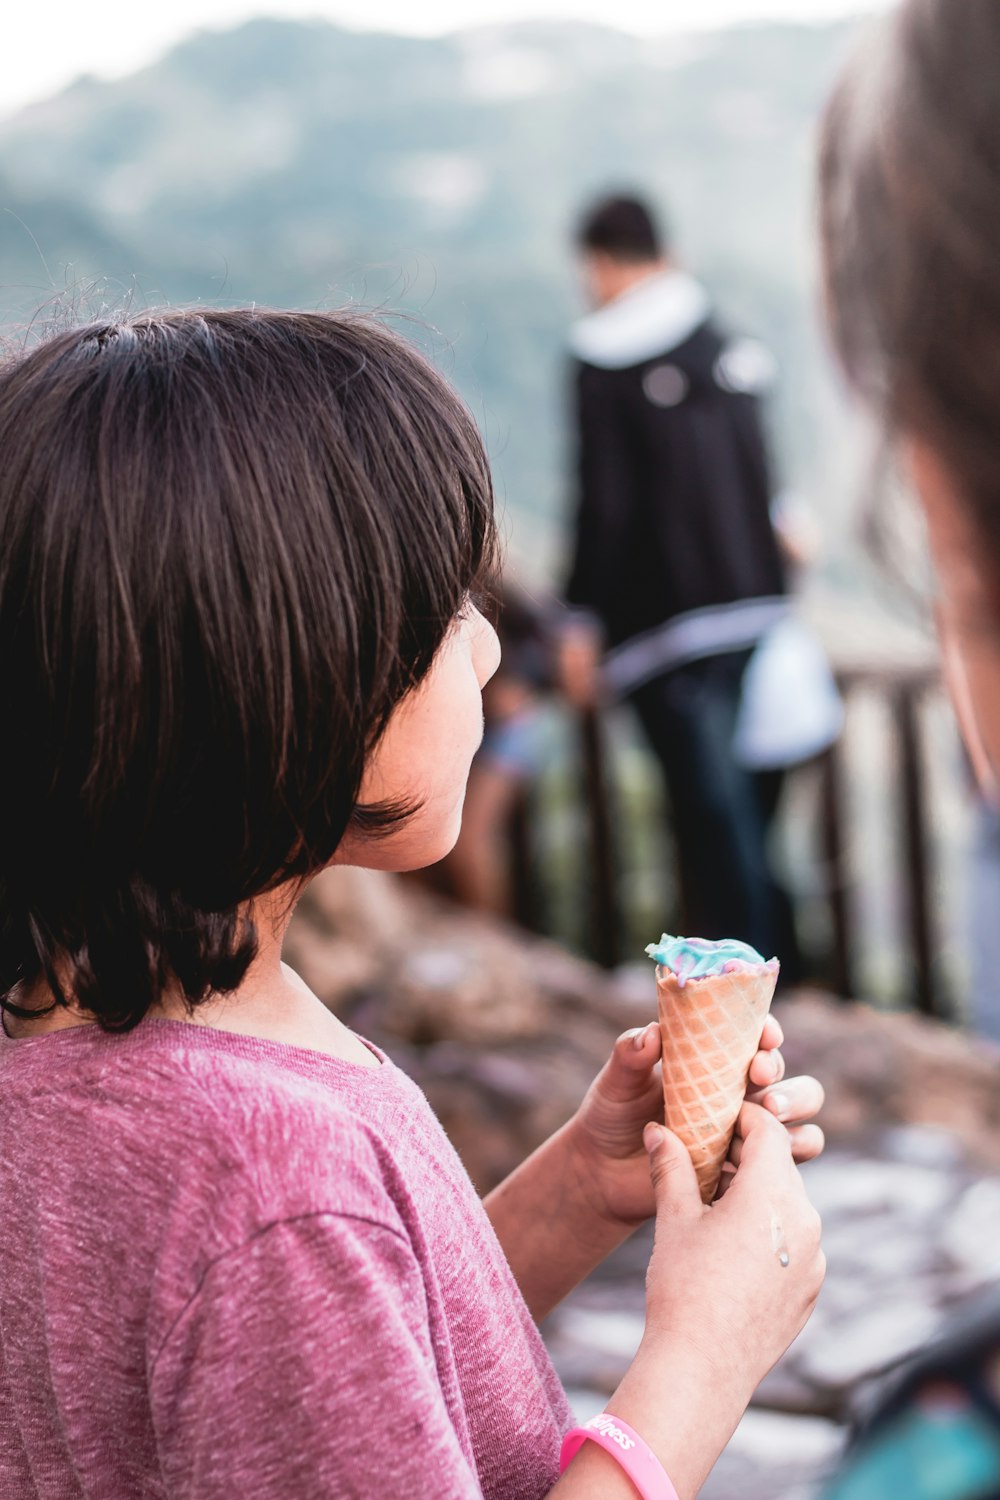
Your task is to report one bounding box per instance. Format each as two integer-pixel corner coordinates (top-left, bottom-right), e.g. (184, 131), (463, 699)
(559, 1414), (680, 1499)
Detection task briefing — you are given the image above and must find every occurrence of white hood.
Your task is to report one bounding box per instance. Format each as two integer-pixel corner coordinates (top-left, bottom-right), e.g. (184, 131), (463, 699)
(569, 268), (711, 370)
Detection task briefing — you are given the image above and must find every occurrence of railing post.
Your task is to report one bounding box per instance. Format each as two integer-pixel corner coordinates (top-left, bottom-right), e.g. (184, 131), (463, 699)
(508, 787), (540, 933)
(895, 683), (938, 1017)
(820, 727), (853, 1000)
(579, 705), (620, 968)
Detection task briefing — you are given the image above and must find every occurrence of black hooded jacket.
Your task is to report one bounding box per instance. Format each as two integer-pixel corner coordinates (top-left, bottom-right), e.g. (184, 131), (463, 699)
(565, 270), (787, 669)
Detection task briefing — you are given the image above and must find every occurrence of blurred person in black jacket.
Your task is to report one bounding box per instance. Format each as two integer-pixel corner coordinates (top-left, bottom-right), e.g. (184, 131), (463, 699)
(562, 192), (798, 966)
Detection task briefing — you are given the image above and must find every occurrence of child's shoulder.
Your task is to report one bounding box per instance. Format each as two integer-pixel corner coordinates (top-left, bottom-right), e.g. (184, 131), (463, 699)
(4, 1018), (450, 1361)
(133, 1021), (413, 1209)
(8, 1019), (422, 1241)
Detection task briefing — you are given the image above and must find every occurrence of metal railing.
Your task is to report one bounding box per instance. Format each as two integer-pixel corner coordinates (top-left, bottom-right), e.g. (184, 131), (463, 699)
(512, 661), (949, 1016)
(820, 663), (942, 1015)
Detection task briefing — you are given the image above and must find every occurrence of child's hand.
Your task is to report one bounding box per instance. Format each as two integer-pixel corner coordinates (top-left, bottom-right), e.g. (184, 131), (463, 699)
(566, 1016), (824, 1231)
(550, 1105), (824, 1497)
(639, 1105), (825, 1435)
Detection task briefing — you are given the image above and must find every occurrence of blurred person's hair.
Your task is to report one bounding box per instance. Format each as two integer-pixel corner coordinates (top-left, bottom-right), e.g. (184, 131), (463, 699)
(576, 193), (666, 262)
(0, 308), (496, 1033)
(819, 0), (1000, 541)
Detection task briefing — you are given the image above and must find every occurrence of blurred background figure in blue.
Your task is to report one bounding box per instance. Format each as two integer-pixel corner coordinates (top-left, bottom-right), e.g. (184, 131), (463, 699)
(821, 1289), (1000, 1500)
(439, 576), (559, 918)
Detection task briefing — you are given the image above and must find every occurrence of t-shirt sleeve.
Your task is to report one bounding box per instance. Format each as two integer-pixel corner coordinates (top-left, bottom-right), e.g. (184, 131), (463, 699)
(150, 1213), (484, 1500)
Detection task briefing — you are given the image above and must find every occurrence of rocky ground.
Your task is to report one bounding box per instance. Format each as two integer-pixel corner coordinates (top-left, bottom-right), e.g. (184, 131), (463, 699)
(284, 867), (1000, 1499)
(546, 1130), (1000, 1498)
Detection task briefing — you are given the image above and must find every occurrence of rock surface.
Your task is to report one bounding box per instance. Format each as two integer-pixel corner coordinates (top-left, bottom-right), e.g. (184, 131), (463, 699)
(284, 867), (1000, 1499)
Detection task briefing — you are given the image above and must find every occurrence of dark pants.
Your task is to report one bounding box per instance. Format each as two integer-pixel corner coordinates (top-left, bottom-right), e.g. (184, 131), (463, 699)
(630, 652), (799, 972)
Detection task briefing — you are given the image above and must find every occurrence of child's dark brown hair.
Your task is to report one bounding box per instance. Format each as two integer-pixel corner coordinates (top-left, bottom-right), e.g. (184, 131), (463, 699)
(0, 309), (496, 1031)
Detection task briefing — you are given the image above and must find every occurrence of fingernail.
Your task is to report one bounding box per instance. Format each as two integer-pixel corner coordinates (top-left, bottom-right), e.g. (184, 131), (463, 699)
(768, 1092), (790, 1118)
(643, 1122), (662, 1153)
(633, 1023), (654, 1050)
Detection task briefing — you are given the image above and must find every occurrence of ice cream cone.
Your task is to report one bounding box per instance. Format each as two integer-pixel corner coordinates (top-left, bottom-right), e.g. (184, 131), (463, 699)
(656, 963), (778, 1203)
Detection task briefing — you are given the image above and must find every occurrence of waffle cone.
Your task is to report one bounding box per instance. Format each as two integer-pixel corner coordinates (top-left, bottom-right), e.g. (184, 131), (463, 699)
(657, 964), (778, 1203)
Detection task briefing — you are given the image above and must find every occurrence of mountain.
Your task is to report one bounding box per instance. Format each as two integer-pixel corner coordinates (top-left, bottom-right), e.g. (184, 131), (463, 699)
(0, 16), (869, 580)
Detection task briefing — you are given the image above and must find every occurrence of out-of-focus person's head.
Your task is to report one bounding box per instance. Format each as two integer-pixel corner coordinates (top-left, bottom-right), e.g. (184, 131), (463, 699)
(819, 0), (1000, 799)
(0, 308), (497, 1032)
(575, 193), (668, 308)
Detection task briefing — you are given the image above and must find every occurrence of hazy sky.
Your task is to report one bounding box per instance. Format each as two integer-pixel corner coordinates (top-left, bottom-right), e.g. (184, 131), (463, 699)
(5, 0), (889, 117)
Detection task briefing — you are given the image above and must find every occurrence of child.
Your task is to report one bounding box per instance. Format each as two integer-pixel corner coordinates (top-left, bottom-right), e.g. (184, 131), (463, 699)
(818, 2), (1000, 1487)
(0, 309), (824, 1499)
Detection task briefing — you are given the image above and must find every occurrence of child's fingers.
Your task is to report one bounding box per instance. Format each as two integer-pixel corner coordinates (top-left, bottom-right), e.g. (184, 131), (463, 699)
(729, 1122), (825, 1168)
(745, 1014), (786, 1093)
(617, 1021), (662, 1065)
(727, 1100), (797, 1180)
(751, 1074), (825, 1124)
(593, 1023), (662, 1103)
(644, 1122), (703, 1221)
(748, 1045), (786, 1089)
(786, 1124), (826, 1163)
(714, 1162), (738, 1199)
(759, 1013), (784, 1050)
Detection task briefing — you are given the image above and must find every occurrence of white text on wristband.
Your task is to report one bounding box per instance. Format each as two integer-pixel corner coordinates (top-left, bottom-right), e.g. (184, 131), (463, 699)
(559, 1413), (680, 1500)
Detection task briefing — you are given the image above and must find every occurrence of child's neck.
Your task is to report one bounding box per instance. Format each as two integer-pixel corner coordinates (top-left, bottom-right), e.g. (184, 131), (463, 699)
(154, 958), (380, 1068)
(4, 887), (380, 1070)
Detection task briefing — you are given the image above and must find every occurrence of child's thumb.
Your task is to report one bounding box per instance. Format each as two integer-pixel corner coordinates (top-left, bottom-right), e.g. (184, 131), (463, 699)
(643, 1122), (702, 1219)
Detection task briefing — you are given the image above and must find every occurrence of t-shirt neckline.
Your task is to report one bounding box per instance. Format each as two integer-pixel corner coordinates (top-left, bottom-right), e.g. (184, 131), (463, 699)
(0, 1012), (391, 1084)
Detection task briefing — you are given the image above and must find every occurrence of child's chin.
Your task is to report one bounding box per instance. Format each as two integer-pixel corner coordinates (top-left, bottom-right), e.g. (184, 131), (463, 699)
(401, 825), (463, 874)
(358, 815), (462, 874)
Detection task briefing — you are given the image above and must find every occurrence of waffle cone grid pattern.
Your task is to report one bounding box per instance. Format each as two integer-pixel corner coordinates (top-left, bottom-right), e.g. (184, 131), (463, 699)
(657, 967), (777, 1204)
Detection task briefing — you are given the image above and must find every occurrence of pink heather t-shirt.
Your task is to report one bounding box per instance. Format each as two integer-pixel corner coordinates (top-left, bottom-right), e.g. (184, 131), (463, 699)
(0, 1019), (573, 1498)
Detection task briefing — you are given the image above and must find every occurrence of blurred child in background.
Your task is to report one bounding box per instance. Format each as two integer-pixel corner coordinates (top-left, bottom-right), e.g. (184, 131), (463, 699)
(819, 0), (1000, 1489)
